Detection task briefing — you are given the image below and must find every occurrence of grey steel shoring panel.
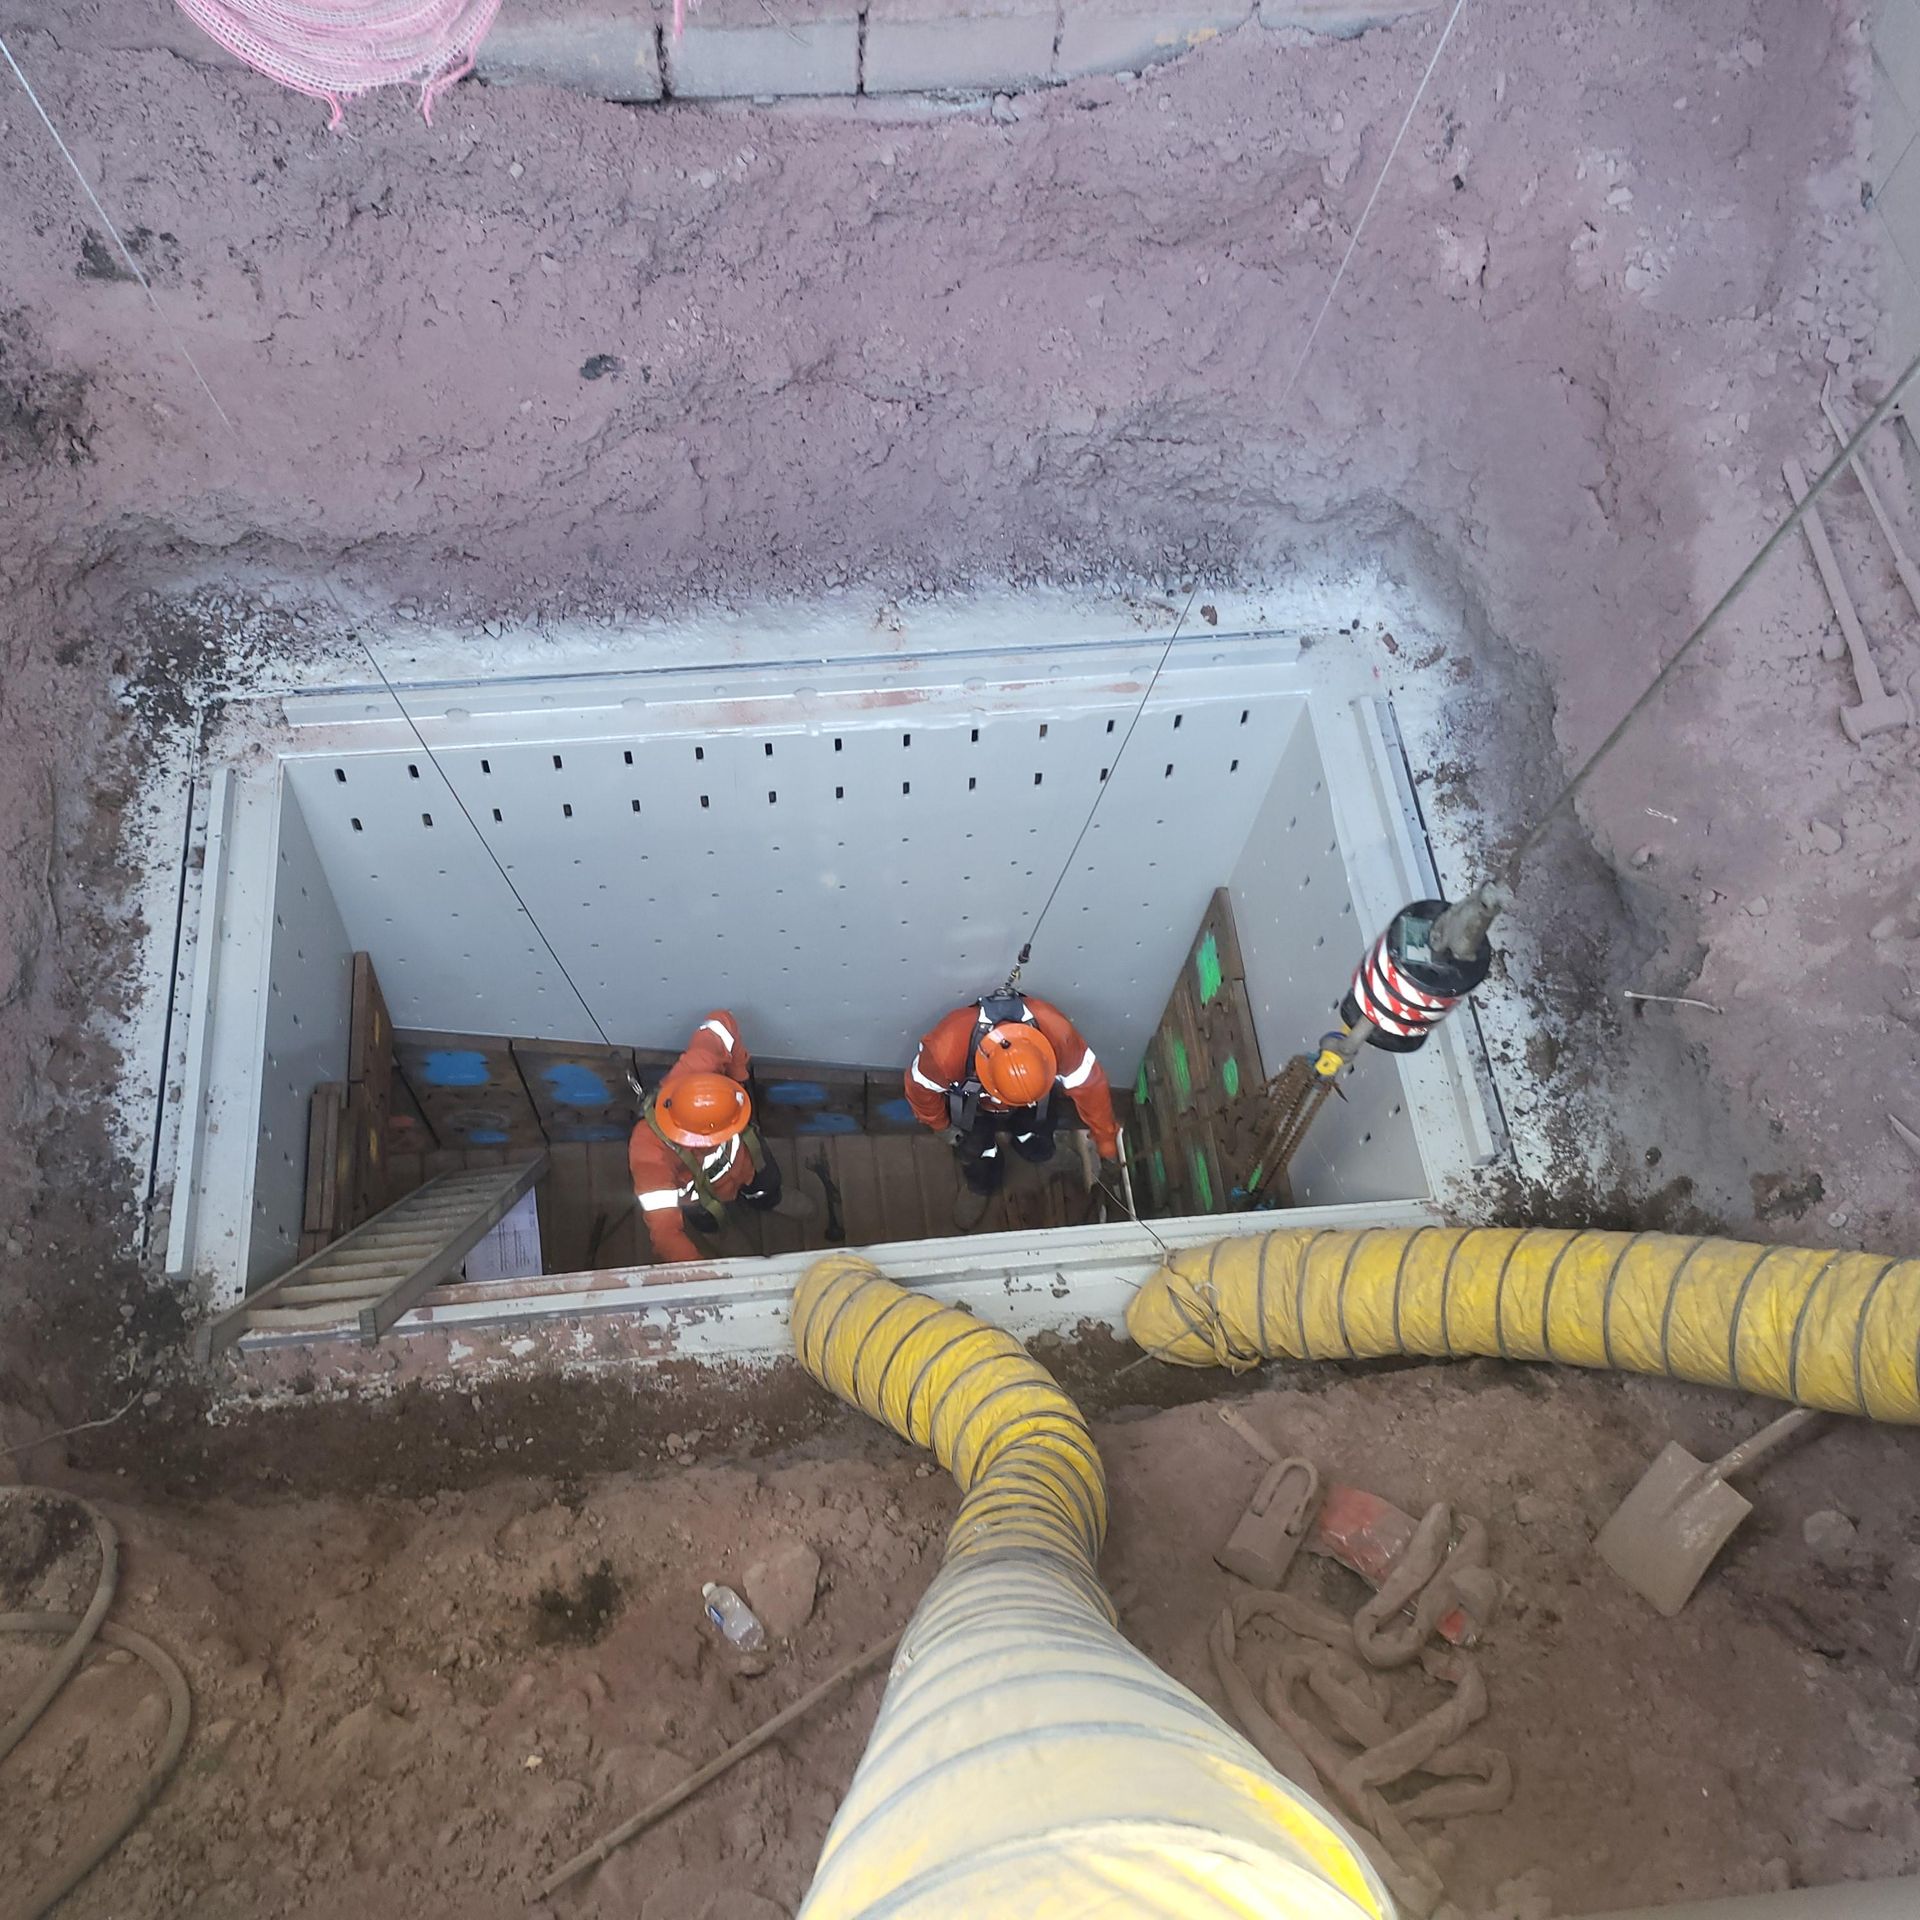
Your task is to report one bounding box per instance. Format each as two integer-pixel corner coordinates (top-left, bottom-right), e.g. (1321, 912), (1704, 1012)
(285, 679), (1308, 1083)
(1230, 713), (1429, 1204)
(284, 749), (567, 1042)
(250, 782), (355, 1283)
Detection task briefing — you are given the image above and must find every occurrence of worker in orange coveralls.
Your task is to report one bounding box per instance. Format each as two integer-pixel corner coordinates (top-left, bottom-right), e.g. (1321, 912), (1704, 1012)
(905, 990), (1121, 1197)
(628, 1010), (783, 1263)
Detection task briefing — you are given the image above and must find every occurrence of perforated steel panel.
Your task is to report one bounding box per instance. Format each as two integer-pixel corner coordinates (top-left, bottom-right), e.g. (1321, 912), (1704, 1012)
(251, 784), (354, 1283)
(169, 611), (1511, 1305)
(284, 677), (1308, 1083)
(1229, 713), (1428, 1204)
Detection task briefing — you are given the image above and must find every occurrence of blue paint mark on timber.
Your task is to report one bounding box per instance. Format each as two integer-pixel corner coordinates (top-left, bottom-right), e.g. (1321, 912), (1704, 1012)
(765, 1080), (827, 1106)
(543, 1062), (610, 1107)
(795, 1112), (860, 1134)
(421, 1049), (490, 1088)
(875, 1097), (917, 1126)
(466, 1128), (510, 1145)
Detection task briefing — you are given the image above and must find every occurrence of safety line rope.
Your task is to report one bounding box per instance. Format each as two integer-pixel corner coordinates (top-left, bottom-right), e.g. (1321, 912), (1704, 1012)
(1500, 345), (1920, 883)
(1014, 579), (1201, 966)
(346, 625), (619, 1049)
(0, 33), (236, 439)
(1017, 3), (1472, 973)
(1272, 0), (1473, 421)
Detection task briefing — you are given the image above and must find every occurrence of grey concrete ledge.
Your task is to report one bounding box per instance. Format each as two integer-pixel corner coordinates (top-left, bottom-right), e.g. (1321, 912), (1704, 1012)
(0, 0), (1441, 109)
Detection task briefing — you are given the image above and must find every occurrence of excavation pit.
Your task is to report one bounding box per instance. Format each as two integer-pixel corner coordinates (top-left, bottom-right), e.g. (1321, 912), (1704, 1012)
(150, 595), (1503, 1383)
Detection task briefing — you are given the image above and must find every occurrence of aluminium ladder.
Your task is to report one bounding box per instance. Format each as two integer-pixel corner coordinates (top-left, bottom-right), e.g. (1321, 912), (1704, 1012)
(195, 1155), (548, 1358)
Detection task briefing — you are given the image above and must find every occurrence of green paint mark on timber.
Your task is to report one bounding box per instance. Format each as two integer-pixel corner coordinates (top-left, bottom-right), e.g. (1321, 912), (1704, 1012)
(1195, 932), (1224, 1005)
(1221, 1056), (1241, 1099)
(1151, 1149), (1167, 1199)
(1249, 1162), (1265, 1190)
(1169, 1037), (1191, 1107)
(1135, 1064), (1149, 1106)
(1193, 1148), (1215, 1211)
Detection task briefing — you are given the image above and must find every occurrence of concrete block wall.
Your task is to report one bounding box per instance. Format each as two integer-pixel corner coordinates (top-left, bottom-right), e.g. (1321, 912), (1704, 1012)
(0, 0), (1443, 109)
(468, 0), (1440, 99)
(864, 0), (1057, 94)
(662, 0), (862, 99)
(1254, 0), (1441, 38)
(1054, 0), (1254, 87)
(477, 9), (667, 101)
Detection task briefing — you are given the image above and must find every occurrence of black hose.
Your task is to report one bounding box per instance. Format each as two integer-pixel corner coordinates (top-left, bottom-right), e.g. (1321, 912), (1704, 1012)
(0, 1496), (117, 1766)
(0, 1490), (192, 1920)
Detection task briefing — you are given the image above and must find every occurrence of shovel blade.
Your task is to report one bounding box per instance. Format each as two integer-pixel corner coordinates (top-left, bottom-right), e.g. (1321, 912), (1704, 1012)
(1596, 1442), (1755, 1617)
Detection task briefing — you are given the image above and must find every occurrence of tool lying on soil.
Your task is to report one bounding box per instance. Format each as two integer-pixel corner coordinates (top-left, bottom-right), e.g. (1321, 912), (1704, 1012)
(1214, 1410), (1500, 1643)
(1596, 1406), (1830, 1617)
(1784, 456), (1915, 742)
(1218, 1402), (1281, 1463)
(537, 1627), (902, 1898)
(1311, 1483), (1500, 1648)
(1209, 1508), (1512, 1920)
(1822, 370), (1920, 618)
(1217, 1455), (1322, 1588)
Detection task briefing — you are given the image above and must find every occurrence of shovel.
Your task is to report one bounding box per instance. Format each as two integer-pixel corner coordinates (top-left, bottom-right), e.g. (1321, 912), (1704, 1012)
(1596, 1406), (1828, 1617)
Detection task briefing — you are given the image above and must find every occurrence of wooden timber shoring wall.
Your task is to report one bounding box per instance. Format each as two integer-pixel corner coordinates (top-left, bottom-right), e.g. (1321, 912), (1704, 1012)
(1126, 888), (1273, 1215)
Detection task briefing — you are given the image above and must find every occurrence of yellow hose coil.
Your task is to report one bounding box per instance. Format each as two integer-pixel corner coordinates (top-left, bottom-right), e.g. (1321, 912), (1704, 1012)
(793, 1246), (1111, 1607)
(793, 1253), (1394, 1920)
(1123, 1227), (1920, 1419)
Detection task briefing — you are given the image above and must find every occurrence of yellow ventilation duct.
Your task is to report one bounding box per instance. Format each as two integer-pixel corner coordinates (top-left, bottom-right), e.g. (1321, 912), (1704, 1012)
(792, 1251), (1396, 1920)
(1123, 1226), (1918, 1418)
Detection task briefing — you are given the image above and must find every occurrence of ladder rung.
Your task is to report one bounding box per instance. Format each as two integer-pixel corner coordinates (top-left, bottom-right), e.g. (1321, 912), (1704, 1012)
(246, 1303), (362, 1331)
(278, 1277), (412, 1305)
(299, 1257), (422, 1282)
(331, 1224), (467, 1248)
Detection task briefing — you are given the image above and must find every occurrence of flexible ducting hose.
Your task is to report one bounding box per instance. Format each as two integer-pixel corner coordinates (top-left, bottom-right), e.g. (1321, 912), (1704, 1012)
(791, 1252), (1395, 1920)
(0, 1489), (193, 1920)
(1124, 1227), (1920, 1418)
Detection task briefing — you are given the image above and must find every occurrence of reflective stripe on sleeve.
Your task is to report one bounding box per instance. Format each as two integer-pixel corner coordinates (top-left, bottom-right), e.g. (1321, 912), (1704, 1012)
(910, 1056), (946, 1093)
(1058, 1048), (1099, 1089)
(701, 1018), (736, 1048)
(638, 1189), (682, 1212)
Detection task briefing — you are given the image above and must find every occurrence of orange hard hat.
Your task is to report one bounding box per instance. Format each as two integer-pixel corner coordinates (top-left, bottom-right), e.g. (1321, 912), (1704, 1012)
(656, 1071), (751, 1148)
(974, 1022), (1058, 1108)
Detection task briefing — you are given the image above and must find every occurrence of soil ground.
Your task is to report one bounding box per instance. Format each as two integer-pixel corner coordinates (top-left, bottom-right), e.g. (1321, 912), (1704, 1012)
(5, 1360), (1918, 1919)
(0, 0), (1914, 1434)
(1, 0), (1917, 1912)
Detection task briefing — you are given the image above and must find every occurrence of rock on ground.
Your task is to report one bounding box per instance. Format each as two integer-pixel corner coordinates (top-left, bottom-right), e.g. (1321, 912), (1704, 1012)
(744, 1541), (821, 1640)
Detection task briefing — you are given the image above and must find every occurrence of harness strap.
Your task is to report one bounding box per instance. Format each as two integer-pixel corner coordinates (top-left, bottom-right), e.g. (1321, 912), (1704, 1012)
(947, 995), (1044, 1129)
(642, 1100), (764, 1228)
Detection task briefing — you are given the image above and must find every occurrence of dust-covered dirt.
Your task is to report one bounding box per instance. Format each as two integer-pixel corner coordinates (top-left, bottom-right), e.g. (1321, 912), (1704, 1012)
(0, 0), (1911, 1436)
(0, 3), (1916, 1908)
(5, 1364), (1918, 1918)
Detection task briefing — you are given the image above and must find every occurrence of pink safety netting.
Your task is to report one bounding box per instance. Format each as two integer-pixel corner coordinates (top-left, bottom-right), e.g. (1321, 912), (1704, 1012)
(172, 0), (503, 127)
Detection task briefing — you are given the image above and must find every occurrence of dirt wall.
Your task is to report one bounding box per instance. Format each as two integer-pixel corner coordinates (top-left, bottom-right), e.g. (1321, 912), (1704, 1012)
(0, 0), (1911, 1423)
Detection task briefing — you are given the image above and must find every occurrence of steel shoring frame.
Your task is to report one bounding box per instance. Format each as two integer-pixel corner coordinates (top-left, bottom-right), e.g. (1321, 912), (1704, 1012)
(169, 613), (1498, 1314)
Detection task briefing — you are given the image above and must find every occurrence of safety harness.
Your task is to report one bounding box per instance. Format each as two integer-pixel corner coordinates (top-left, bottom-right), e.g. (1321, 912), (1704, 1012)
(945, 992), (1053, 1132)
(641, 1099), (766, 1230)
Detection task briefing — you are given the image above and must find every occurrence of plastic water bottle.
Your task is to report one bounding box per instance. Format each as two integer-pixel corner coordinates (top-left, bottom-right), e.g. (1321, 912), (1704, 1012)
(702, 1582), (766, 1651)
